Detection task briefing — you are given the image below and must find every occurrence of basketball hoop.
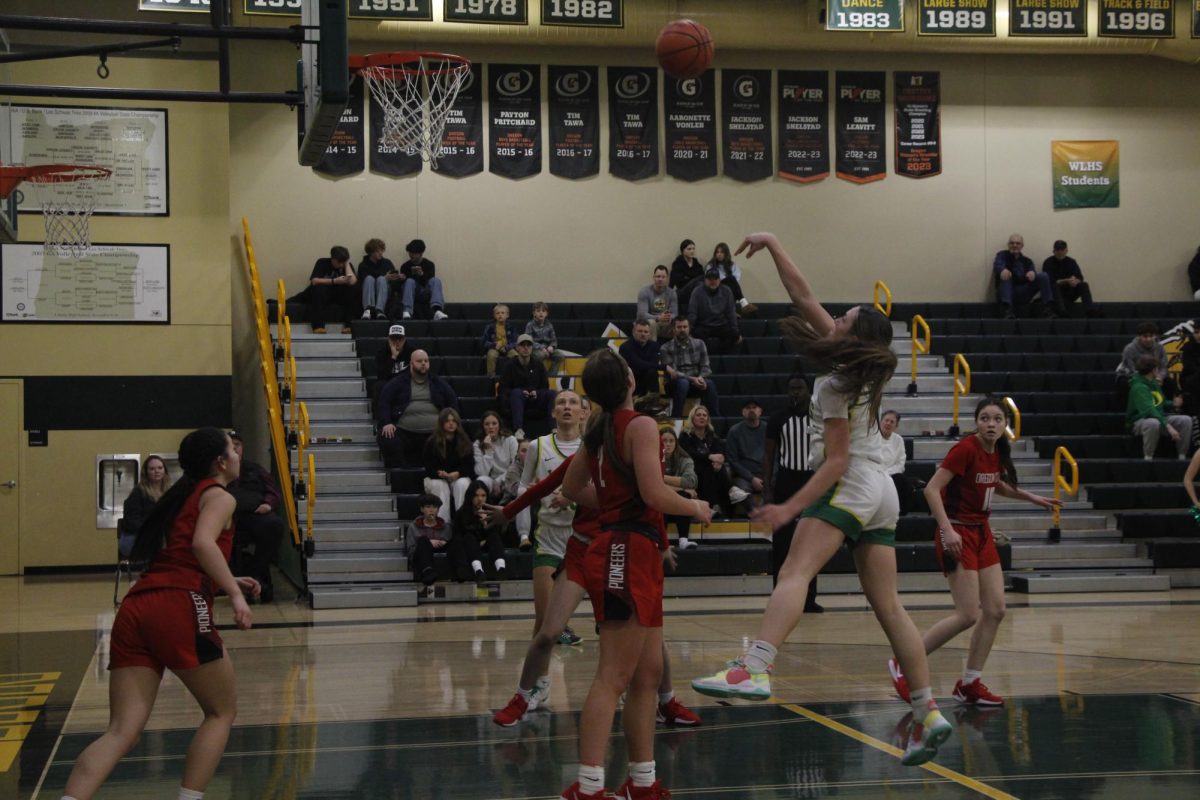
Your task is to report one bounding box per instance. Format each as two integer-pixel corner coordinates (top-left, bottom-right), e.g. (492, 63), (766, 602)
(0, 164), (113, 258)
(350, 52), (471, 168)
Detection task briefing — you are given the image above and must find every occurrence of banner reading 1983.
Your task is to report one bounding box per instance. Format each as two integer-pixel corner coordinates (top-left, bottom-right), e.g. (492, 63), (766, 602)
(548, 66), (599, 179)
(835, 71), (886, 184)
(664, 72), (717, 182)
(894, 72), (940, 179)
(722, 70), (773, 182)
(777, 71), (829, 183)
(608, 67), (658, 181)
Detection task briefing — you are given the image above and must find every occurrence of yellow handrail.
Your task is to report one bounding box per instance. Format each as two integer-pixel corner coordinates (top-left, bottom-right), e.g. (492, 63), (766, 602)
(1052, 446), (1079, 530)
(277, 278), (286, 332)
(305, 452), (316, 554)
(296, 401), (310, 489)
(910, 314), (931, 386)
(873, 280), (892, 318)
(289, 355), (298, 439)
(952, 353), (971, 430)
(1002, 396), (1021, 441)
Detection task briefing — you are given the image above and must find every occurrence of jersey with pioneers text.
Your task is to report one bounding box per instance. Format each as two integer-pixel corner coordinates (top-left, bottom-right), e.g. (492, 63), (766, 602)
(939, 434), (1002, 525)
(588, 409), (667, 548)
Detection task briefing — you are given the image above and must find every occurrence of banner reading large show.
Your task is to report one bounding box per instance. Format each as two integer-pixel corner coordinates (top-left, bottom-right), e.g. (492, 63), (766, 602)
(435, 63), (483, 177)
(1052, 140), (1119, 209)
(370, 85), (422, 177)
(835, 71), (887, 184)
(894, 71), (941, 179)
(608, 67), (659, 181)
(548, 66), (599, 179)
(313, 78), (364, 177)
(664, 71), (717, 181)
(777, 70), (829, 183)
(489, 64), (542, 179)
(722, 69), (773, 182)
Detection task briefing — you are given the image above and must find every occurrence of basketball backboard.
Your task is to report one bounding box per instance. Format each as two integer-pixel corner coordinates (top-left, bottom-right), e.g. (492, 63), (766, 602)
(0, 28), (17, 243)
(297, 0), (349, 166)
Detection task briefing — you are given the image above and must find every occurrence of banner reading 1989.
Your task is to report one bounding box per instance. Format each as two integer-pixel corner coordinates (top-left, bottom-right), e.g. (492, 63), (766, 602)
(918, 0), (996, 35)
(1098, 0), (1174, 37)
(1009, 0), (1087, 36)
(835, 71), (886, 184)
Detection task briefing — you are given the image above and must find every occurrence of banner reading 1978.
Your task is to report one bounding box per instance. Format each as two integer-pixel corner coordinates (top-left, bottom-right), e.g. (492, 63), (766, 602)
(835, 71), (886, 184)
(777, 71), (829, 184)
(664, 72), (717, 182)
(722, 69), (773, 182)
(894, 72), (940, 179)
(548, 66), (599, 179)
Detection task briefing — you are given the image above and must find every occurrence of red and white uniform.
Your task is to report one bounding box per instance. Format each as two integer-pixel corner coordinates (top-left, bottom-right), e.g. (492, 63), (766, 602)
(936, 435), (1002, 574)
(110, 479), (234, 673)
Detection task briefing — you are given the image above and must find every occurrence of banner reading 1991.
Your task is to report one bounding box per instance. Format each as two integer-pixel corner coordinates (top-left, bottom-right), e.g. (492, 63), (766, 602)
(548, 66), (599, 179)
(664, 72), (717, 182)
(608, 67), (659, 181)
(894, 71), (941, 179)
(722, 69), (773, 182)
(835, 71), (886, 184)
(777, 70), (829, 183)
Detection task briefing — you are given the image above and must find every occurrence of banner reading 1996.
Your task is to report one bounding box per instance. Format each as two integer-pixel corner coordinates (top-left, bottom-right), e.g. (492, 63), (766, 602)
(548, 66), (599, 179)
(608, 67), (658, 181)
(664, 72), (717, 182)
(777, 70), (829, 183)
(835, 71), (886, 184)
(489, 64), (542, 179)
(722, 69), (773, 182)
(894, 71), (941, 179)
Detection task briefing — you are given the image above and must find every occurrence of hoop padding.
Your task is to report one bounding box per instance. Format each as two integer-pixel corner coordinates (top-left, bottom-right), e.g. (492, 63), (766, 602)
(352, 52), (471, 167)
(0, 164), (113, 258)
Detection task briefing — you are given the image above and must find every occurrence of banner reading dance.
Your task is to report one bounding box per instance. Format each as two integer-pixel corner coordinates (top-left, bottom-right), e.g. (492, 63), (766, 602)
(548, 66), (599, 179)
(664, 71), (717, 182)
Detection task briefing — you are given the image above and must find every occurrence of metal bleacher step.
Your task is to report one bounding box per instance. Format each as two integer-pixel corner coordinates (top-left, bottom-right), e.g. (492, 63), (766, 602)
(302, 399), (371, 419)
(989, 512), (1111, 531)
(308, 421), (377, 442)
(290, 339), (357, 358)
(307, 550), (409, 578)
(1001, 528), (1122, 542)
(1015, 557), (1156, 570)
(295, 378), (367, 398)
(913, 439), (1036, 460)
(1011, 542), (1138, 561)
(291, 445), (382, 467)
(313, 523), (402, 543)
(307, 469), (391, 491)
(304, 495), (395, 514)
(310, 584), (418, 609)
(299, 508), (397, 523)
(1009, 572), (1170, 593)
(887, 375), (954, 394)
(293, 358), (363, 378)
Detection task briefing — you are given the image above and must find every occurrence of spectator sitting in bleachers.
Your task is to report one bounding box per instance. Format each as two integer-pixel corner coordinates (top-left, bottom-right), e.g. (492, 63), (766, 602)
(1042, 240), (1098, 317)
(689, 267), (742, 355)
(473, 410), (518, 502)
(708, 241), (757, 316)
(637, 265), (677, 340)
(453, 479), (508, 579)
(119, 455), (170, 560)
(670, 238), (706, 309)
(660, 318), (720, 418)
(481, 303), (517, 378)
(1188, 245), (1200, 301)
(358, 238), (398, 320)
(619, 319), (663, 403)
(880, 409), (918, 516)
(398, 239), (449, 321)
(502, 439), (533, 550)
(525, 301), (564, 375)
(408, 494), (486, 585)
(680, 404), (741, 516)
(307, 245), (358, 334)
(1127, 354), (1193, 460)
(422, 408), (476, 523)
(661, 427), (700, 549)
(499, 334), (556, 441)
(726, 399), (766, 511)
(993, 233), (1055, 319)
(377, 349), (460, 468)
(373, 324), (416, 407)
(1118, 322), (1169, 383)
(227, 431), (286, 603)
(1177, 323), (1200, 415)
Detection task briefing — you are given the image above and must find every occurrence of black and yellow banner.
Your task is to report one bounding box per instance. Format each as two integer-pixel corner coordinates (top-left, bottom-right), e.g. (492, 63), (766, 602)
(835, 71), (886, 184)
(826, 0), (905, 30)
(350, 0), (433, 19)
(894, 72), (941, 179)
(1098, 0), (1174, 37)
(244, 0), (301, 14)
(489, 64), (542, 179)
(435, 64), (484, 177)
(1009, 0), (1088, 36)
(548, 66), (600, 179)
(918, 0), (996, 35)
(1193, 0), (1200, 36)
(777, 71), (829, 184)
(313, 79), (364, 177)
(721, 70), (773, 182)
(664, 72), (717, 182)
(608, 67), (658, 181)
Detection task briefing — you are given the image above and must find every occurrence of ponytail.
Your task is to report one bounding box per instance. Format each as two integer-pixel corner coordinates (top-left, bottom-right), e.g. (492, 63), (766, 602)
(580, 349), (638, 486)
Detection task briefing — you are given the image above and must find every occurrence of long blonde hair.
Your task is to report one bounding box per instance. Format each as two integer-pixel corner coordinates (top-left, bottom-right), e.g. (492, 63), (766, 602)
(139, 455), (170, 502)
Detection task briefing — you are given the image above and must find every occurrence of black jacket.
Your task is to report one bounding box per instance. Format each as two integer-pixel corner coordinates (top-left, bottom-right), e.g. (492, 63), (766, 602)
(422, 438), (475, 481)
(226, 460), (282, 515)
(377, 372), (460, 426)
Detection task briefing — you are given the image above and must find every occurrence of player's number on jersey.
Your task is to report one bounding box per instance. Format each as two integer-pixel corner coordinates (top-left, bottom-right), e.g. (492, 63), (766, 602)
(982, 487), (994, 512)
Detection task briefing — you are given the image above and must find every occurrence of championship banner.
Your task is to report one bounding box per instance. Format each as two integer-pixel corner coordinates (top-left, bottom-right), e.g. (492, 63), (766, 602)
(894, 71), (941, 179)
(1098, 0), (1174, 37)
(313, 78), (364, 177)
(918, 0), (997, 36)
(721, 69), (773, 182)
(607, 67), (658, 181)
(548, 66), (599, 179)
(435, 63), (484, 177)
(664, 71), (717, 182)
(1009, 0), (1087, 36)
(369, 89), (422, 177)
(835, 71), (886, 184)
(777, 70), (829, 184)
(489, 64), (542, 179)
(1052, 140), (1119, 209)
(1194, 0), (1200, 36)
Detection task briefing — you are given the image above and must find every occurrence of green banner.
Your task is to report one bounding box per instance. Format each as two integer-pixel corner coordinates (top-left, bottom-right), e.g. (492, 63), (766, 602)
(1052, 140), (1119, 209)
(826, 0), (905, 31)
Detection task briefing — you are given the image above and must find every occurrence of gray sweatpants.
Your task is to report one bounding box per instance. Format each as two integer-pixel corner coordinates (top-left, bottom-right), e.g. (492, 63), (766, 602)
(1131, 415), (1193, 459)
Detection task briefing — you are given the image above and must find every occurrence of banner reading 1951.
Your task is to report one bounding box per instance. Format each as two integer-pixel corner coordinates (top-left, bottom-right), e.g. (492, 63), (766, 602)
(777, 71), (829, 183)
(835, 71), (886, 184)
(1098, 0), (1174, 37)
(894, 72), (940, 179)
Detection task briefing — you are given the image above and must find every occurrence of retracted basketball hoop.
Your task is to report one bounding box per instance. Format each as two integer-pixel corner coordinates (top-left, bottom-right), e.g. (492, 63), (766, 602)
(349, 52), (471, 168)
(0, 163), (113, 258)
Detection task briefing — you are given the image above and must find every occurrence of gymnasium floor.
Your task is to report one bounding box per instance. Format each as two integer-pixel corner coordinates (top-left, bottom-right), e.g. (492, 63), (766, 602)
(3, 576), (1199, 799)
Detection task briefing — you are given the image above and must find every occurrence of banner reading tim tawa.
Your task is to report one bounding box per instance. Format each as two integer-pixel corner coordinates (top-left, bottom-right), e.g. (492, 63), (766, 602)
(835, 71), (886, 184)
(313, 78), (364, 177)
(489, 64), (542, 179)
(608, 67), (659, 181)
(722, 69), (773, 182)
(1052, 140), (1119, 209)
(434, 63), (483, 177)
(777, 70), (829, 183)
(370, 82), (422, 177)
(548, 66), (599, 179)
(664, 71), (717, 181)
(894, 71), (941, 179)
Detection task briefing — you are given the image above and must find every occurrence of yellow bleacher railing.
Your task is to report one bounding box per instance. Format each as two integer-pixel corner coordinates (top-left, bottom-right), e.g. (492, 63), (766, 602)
(873, 280), (892, 318)
(305, 453), (316, 557)
(907, 314), (931, 395)
(295, 401), (310, 499)
(950, 353), (971, 436)
(1050, 446), (1079, 543)
(242, 217), (302, 547)
(1002, 396), (1022, 441)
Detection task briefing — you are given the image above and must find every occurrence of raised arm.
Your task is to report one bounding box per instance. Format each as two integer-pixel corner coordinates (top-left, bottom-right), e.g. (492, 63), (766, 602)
(626, 415), (712, 520)
(735, 232), (834, 337)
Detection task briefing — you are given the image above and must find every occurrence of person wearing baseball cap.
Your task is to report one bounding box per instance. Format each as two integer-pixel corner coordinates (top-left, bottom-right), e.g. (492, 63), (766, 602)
(726, 399), (766, 511)
(374, 324), (417, 406)
(499, 334), (555, 441)
(688, 265), (741, 355)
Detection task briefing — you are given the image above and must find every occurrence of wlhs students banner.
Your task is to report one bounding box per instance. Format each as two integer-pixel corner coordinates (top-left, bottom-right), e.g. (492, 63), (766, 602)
(1052, 140), (1120, 209)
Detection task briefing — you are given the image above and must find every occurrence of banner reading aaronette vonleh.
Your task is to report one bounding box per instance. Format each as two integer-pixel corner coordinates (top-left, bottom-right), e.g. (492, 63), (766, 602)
(1052, 140), (1119, 208)
(894, 71), (941, 179)
(608, 67), (659, 181)
(664, 71), (717, 182)
(548, 66), (599, 179)
(721, 69), (773, 182)
(777, 70), (829, 183)
(835, 71), (886, 184)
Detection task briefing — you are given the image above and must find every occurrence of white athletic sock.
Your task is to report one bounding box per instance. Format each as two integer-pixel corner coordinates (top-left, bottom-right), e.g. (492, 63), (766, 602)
(629, 760), (656, 788)
(578, 764), (605, 794)
(743, 640), (777, 673)
(963, 668), (982, 685)
(495, 558), (506, 571)
(471, 559), (484, 573)
(516, 686), (534, 701)
(678, 537), (690, 547)
(178, 789), (204, 800)
(738, 297), (749, 307)
(657, 689), (675, 705)
(536, 675), (551, 690)
(910, 686), (935, 718)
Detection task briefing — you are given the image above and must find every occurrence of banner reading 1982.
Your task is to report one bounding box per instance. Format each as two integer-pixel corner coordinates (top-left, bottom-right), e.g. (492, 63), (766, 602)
(548, 66), (599, 179)
(489, 64), (542, 179)
(835, 71), (886, 184)
(664, 72), (717, 182)
(608, 67), (658, 181)
(777, 70), (829, 183)
(722, 69), (773, 182)
(894, 71), (941, 179)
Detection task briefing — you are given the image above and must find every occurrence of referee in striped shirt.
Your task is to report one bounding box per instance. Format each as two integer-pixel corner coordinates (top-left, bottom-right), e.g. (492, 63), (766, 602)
(763, 374), (822, 612)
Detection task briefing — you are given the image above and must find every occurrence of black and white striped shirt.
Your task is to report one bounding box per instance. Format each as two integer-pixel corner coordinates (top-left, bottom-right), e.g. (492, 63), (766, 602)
(766, 406), (811, 472)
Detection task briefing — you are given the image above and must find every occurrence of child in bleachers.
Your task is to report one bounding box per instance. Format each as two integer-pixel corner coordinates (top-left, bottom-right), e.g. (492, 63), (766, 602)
(482, 303), (516, 378)
(526, 301), (564, 375)
(453, 479), (508, 580)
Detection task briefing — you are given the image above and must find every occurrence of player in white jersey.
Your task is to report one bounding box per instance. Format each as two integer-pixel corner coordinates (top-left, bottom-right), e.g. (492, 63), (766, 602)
(692, 232), (952, 767)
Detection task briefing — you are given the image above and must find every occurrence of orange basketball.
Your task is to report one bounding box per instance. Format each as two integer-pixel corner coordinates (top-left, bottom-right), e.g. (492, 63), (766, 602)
(655, 19), (714, 80)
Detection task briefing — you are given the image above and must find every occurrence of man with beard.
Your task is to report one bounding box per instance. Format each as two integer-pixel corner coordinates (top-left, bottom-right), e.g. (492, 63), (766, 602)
(659, 318), (720, 419)
(377, 349), (460, 467)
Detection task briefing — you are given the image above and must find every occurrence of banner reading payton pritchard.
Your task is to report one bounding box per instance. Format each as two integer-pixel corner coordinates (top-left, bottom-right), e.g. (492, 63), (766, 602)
(722, 69), (773, 182)
(664, 71), (717, 182)
(489, 64), (542, 179)
(608, 67), (659, 181)
(548, 66), (599, 179)
(835, 71), (886, 183)
(777, 70), (829, 183)
(1052, 140), (1119, 208)
(435, 63), (483, 177)
(894, 71), (941, 178)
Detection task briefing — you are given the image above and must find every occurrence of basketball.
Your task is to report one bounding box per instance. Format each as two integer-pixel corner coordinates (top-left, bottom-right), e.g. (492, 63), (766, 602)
(655, 19), (714, 80)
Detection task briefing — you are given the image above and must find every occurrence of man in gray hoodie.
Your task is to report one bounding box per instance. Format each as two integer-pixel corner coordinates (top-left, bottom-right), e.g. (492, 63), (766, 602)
(689, 267), (741, 355)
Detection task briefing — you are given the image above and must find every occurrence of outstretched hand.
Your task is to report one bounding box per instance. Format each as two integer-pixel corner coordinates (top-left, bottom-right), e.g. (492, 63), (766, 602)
(479, 503), (509, 528)
(751, 502), (794, 532)
(734, 232), (777, 260)
(1031, 495), (1062, 512)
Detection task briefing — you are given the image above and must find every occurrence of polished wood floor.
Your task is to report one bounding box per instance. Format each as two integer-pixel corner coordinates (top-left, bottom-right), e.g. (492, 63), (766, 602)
(4, 575), (1200, 798)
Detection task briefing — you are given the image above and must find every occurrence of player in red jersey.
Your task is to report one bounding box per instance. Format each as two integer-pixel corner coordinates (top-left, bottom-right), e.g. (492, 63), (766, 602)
(556, 349), (711, 800)
(888, 397), (1059, 707)
(62, 428), (260, 800)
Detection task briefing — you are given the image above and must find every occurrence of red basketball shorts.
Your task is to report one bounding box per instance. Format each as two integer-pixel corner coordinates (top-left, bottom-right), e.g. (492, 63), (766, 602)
(935, 521), (1000, 575)
(562, 534), (590, 589)
(582, 530), (664, 628)
(110, 588), (225, 674)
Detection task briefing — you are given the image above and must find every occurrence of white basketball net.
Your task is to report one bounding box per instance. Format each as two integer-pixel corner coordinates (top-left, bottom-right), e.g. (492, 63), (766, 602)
(359, 55), (471, 167)
(41, 177), (107, 259)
